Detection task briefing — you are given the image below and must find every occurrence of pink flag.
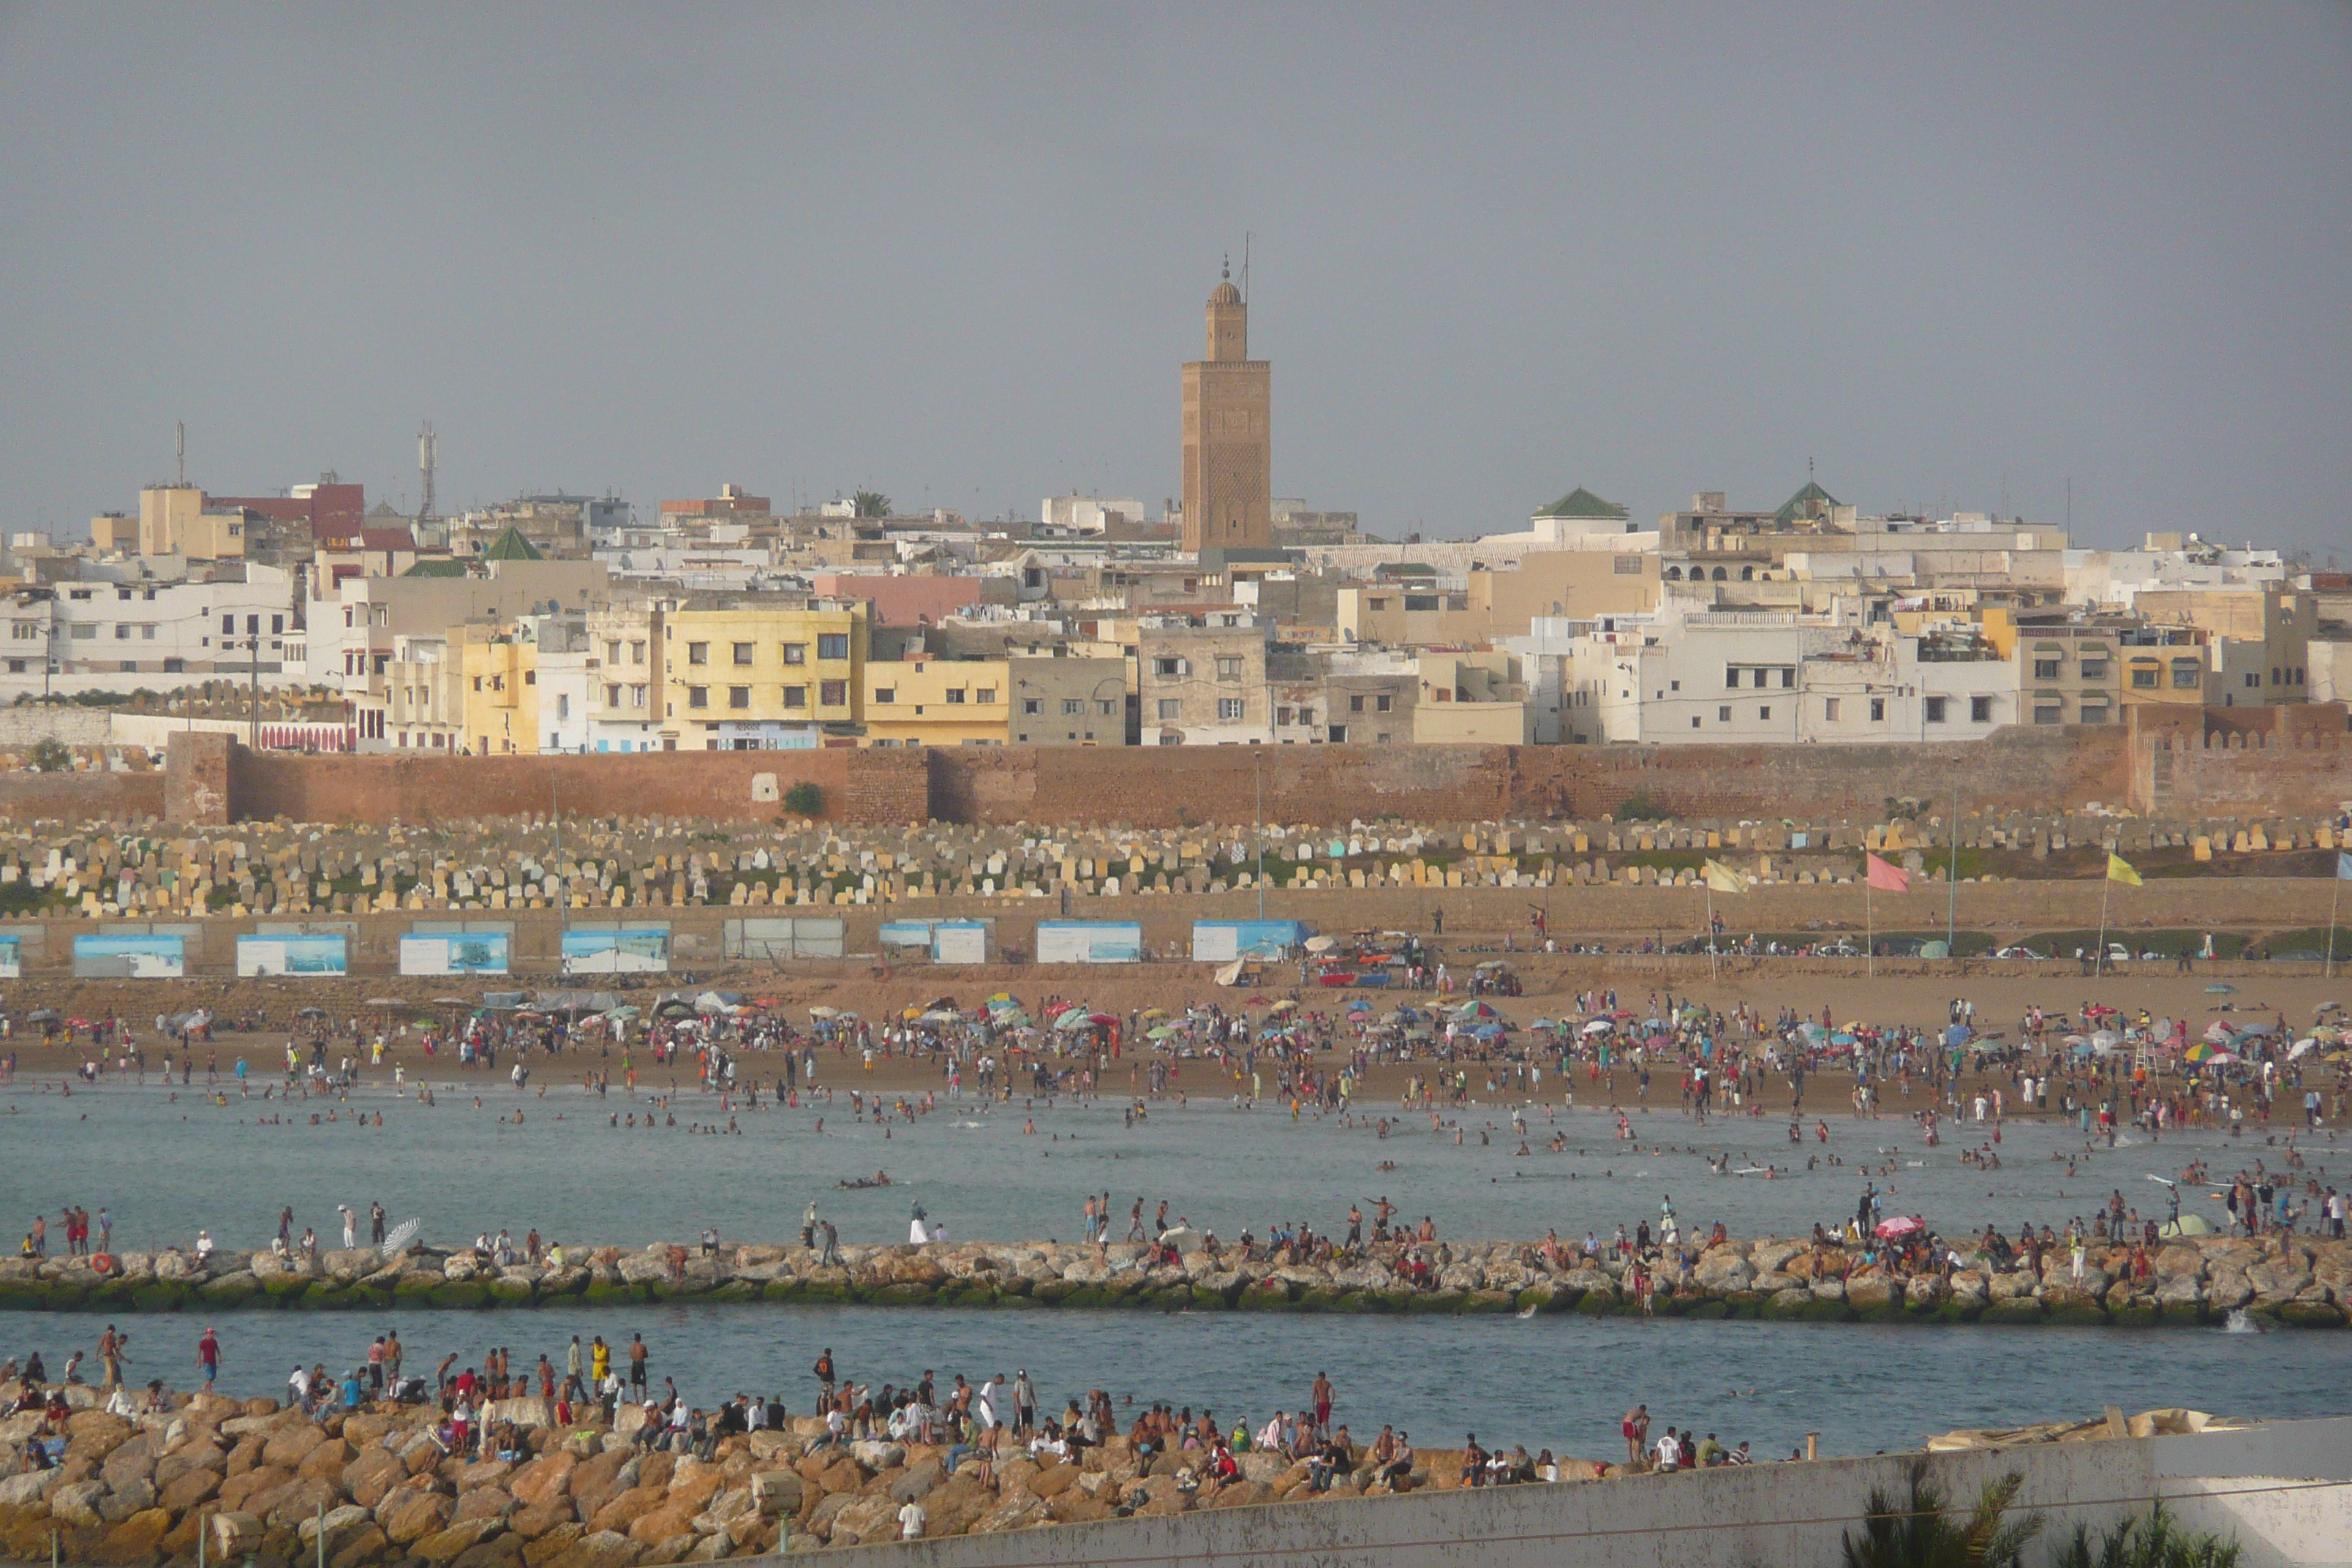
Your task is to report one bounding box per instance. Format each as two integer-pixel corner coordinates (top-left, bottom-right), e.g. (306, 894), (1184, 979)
(1866, 853), (1911, 892)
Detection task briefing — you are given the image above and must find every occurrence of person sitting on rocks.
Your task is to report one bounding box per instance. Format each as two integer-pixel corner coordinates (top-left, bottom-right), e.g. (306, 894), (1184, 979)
(1460, 1433), (1490, 1487)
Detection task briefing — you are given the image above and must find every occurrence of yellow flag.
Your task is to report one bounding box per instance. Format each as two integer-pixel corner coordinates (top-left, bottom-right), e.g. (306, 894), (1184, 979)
(1703, 859), (1751, 894)
(2106, 853), (2141, 886)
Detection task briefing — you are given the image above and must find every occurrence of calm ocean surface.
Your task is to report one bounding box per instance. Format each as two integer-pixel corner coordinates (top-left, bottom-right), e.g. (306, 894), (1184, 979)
(4, 1305), (2345, 1463)
(10, 1075), (2346, 1455)
(9, 1077), (2340, 1254)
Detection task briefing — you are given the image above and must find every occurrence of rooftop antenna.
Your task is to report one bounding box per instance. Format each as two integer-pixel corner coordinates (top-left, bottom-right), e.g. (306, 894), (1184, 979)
(1242, 231), (1251, 304)
(418, 421), (438, 525)
(176, 421), (185, 486)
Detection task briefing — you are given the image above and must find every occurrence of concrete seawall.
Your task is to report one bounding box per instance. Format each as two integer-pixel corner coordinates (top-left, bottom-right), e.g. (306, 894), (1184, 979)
(812, 1416), (2352, 1568)
(5, 1233), (2345, 1330)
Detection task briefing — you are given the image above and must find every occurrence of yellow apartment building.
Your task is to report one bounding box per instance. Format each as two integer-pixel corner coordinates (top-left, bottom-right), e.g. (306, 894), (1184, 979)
(459, 625), (541, 755)
(658, 599), (867, 749)
(862, 657), (1011, 746)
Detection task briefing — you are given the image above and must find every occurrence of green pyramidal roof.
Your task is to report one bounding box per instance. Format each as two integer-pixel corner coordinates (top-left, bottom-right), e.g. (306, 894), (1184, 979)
(1535, 486), (1629, 520)
(1775, 480), (1842, 523)
(402, 557), (470, 578)
(483, 524), (543, 561)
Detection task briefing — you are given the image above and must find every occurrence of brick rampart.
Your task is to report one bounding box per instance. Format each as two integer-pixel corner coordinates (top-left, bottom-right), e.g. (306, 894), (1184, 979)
(0, 769), (166, 825)
(930, 726), (2132, 827)
(10, 715), (2348, 829)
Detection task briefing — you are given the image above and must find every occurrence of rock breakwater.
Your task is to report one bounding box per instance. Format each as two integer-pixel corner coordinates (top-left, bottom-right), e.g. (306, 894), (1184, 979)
(0, 1383), (1543, 1564)
(1, 1234), (2345, 1328)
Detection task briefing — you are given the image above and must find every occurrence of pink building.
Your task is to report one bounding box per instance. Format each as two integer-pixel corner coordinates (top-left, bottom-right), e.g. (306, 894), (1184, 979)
(811, 575), (988, 627)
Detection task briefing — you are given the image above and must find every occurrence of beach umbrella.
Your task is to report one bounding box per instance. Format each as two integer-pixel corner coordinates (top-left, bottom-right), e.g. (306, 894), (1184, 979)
(23, 1008), (59, 1024)
(1158, 1226), (1200, 1249)
(1304, 935), (1338, 954)
(2159, 1213), (2215, 1237)
(808, 1006), (839, 1019)
(988, 992), (1020, 1006)
(1528, 1019), (1559, 1031)
(1270, 999), (1299, 1014)
(379, 1218), (422, 1259)
(1052, 1010), (1093, 1030)
(1872, 1217), (1923, 1239)
(1147, 1025), (1183, 1041)
(1454, 1000), (1499, 1020)
(1582, 1019), (1614, 1036)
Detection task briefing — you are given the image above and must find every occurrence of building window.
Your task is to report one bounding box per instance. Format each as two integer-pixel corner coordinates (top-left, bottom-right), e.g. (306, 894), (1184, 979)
(606, 685), (622, 706)
(975, 687), (996, 704)
(1613, 556), (1641, 574)
(630, 641), (647, 663)
(2244, 673), (2259, 689)
(1096, 698), (1117, 715)
(1060, 698), (1082, 715)
(1718, 706), (1731, 722)
(728, 686), (750, 709)
(2033, 703), (2063, 725)
(687, 685), (709, 709)
(1825, 698), (1841, 721)
(1376, 694), (1392, 712)
(2081, 702), (2109, 724)
(732, 642), (755, 666)
(1216, 698), (1245, 721)
(1759, 705), (1772, 720)
(606, 641), (622, 663)
(1692, 716), (1703, 729)
(1349, 695), (1365, 712)
(2130, 666), (2159, 689)
(1153, 657), (1183, 676)
(946, 687), (967, 704)
(1023, 698), (1041, 715)
(1276, 706), (1294, 725)
(1724, 665), (1739, 689)
(1868, 698), (1885, 722)
(2033, 658), (2060, 680)
(1216, 656), (1243, 679)
(875, 687), (897, 705)
(1970, 696), (1993, 723)
(1923, 696), (1948, 723)
(782, 685), (808, 709)
(557, 694), (570, 719)
(2080, 659), (2107, 680)
(1157, 698), (1181, 721)
(630, 685), (647, 709)
(687, 642), (709, 665)
(782, 643), (805, 665)
(1779, 668), (1795, 689)
(817, 633), (849, 660)
(820, 679), (847, 706)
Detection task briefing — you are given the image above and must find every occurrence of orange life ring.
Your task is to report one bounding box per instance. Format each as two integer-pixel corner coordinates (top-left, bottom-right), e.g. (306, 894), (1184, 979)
(91, 1254), (116, 1275)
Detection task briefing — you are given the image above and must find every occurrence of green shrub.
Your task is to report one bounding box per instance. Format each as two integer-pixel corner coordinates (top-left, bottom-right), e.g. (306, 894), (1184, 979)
(783, 780), (823, 815)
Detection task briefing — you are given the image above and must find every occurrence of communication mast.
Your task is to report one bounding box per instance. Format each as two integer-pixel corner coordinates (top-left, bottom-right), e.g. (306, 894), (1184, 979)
(418, 421), (438, 524)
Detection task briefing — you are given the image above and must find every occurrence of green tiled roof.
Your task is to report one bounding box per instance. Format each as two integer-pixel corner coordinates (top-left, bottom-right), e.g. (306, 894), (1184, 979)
(402, 557), (470, 578)
(1775, 480), (1841, 523)
(1535, 486), (1629, 519)
(483, 525), (543, 561)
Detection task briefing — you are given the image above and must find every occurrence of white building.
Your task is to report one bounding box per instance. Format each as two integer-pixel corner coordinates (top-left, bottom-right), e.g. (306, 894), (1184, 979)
(2, 565), (303, 698)
(1041, 495), (1150, 535)
(1556, 606), (2013, 745)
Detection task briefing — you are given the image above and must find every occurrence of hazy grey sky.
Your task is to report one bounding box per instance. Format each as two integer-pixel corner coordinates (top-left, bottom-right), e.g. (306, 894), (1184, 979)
(4, 4), (2348, 551)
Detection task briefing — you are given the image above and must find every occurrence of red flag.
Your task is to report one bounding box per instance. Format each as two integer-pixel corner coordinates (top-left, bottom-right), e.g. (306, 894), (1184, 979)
(1866, 853), (1910, 892)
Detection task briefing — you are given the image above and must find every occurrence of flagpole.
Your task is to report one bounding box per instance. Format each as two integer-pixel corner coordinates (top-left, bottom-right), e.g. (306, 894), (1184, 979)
(1946, 785), (1961, 962)
(1707, 882), (1717, 982)
(2097, 845), (2113, 979)
(2329, 872), (2340, 981)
